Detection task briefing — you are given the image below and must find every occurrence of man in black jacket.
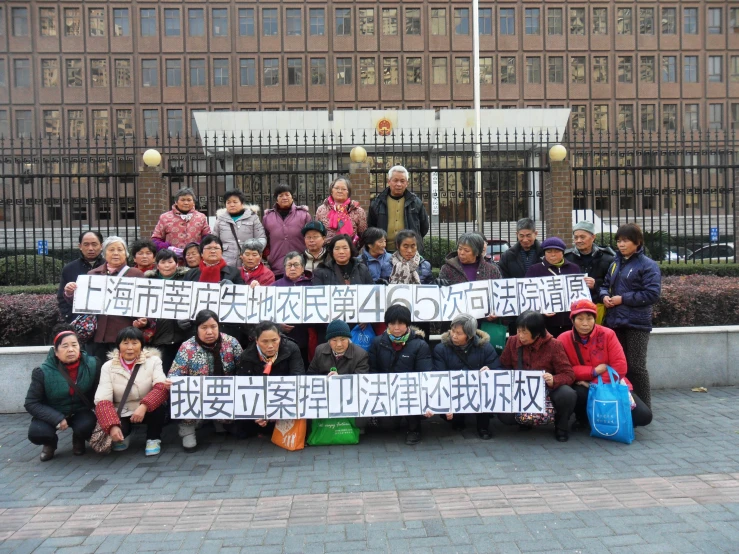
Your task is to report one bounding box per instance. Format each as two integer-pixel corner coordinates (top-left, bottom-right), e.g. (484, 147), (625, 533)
(498, 218), (543, 279)
(368, 165), (429, 252)
(57, 231), (105, 322)
(565, 220), (615, 304)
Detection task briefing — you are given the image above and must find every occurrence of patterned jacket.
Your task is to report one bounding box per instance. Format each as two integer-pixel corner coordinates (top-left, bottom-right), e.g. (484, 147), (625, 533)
(151, 205), (212, 250)
(167, 334), (242, 377)
(315, 199), (368, 242)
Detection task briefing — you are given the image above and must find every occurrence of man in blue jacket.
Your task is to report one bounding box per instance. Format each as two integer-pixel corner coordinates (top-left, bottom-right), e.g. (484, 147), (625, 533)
(57, 231), (104, 322)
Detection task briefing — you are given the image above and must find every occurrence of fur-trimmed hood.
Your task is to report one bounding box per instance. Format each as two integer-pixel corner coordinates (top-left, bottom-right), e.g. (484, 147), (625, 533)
(216, 205), (260, 219)
(106, 346), (162, 369)
(144, 266), (190, 279)
(439, 328), (490, 347)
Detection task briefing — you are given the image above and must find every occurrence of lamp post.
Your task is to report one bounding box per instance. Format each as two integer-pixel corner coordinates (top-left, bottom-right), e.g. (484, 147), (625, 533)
(472, 0), (484, 234)
(548, 144), (567, 163)
(142, 148), (162, 168)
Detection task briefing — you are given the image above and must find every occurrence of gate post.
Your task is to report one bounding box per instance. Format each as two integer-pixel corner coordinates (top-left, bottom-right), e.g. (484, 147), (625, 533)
(348, 147), (373, 212)
(542, 158), (573, 240)
(137, 164), (168, 238)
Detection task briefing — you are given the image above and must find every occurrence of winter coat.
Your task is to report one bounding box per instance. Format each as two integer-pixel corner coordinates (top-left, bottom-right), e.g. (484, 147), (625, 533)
(438, 252), (502, 285)
(183, 264), (245, 285)
(262, 203), (312, 272)
(315, 199), (368, 242)
(86, 264), (145, 343)
(151, 205), (211, 250)
(304, 249), (326, 274)
(237, 336), (305, 377)
(565, 244), (616, 302)
(57, 255), (104, 322)
(598, 247), (661, 332)
(273, 274), (312, 287)
(558, 325), (631, 389)
(368, 327), (432, 374)
(433, 330), (502, 372)
(240, 263), (275, 286)
(144, 267), (190, 346)
(212, 207), (267, 267)
(360, 249), (393, 282)
(369, 188), (430, 248)
(312, 257), (374, 286)
(168, 334), (242, 377)
(525, 259), (583, 331)
(308, 343), (370, 375)
(498, 241), (544, 279)
(388, 256), (434, 285)
(500, 332), (575, 390)
(95, 347), (168, 418)
(25, 349), (99, 426)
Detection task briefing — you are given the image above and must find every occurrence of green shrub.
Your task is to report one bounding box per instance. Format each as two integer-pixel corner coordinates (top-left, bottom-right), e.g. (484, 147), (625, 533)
(659, 263), (739, 277)
(654, 275), (739, 327)
(423, 236), (457, 269)
(0, 284), (58, 295)
(0, 255), (64, 286)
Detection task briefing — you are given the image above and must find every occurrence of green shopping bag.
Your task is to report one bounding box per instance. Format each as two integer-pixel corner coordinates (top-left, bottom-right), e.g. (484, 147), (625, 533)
(480, 322), (508, 355)
(307, 418), (360, 446)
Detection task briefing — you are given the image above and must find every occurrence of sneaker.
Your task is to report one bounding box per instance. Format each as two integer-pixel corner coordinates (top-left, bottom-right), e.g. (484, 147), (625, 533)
(405, 431), (421, 445)
(145, 439), (162, 456)
(182, 433), (197, 453)
(112, 436), (130, 452)
(477, 428), (493, 441)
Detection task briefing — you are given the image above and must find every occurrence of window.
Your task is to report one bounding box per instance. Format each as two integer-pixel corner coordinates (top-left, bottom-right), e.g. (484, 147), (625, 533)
(359, 9), (374, 35)
(732, 56), (739, 83)
(406, 8), (421, 35)
(12, 8), (29, 37)
(89, 8), (105, 37)
(360, 58), (376, 85)
(288, 58), (303, 85)
(501, 57), (516, 84)
(548, 57), (564, 83)
(639, 8), (654, 35)
(709, 104), (723, 130)
(454, 8), (469, 35)
(189, 9), (204, 37)
(213, 59), (229, 86)
(617, 8), (632, 35)
(116, 109), (133, 137)
(383, 57), (399, 85)
(525, 57), (540, 83)
(92, 110), (108, 137)
(142, 59), (158, 87)
(140, 9), (156, 37)
(190, 59), (205, 86)
(708, 8), (722, 34)
(479, 8), (492, 35)
(65, 8), (81, 36)
(239, 58), (255, 86)
(310, 58), (326, 85)
(640, 56), (655, 83)
(164, 9), (180, 37)
(0, 60), (4, 87)
(593, 105), (608, 131)
(480, 57), (493, 84)
(286, 9), (301, 36)
(239, 8), (255, 36)
(571, 56), (586, 84)
(143, 109), (159, 137)
(264, 58), (279, 86)
(548, 8), (563, 35)
(309, 9), (324, 36)
(684, 56), (698, 83)
(212, 8), (228, 37)
(0, 9), (4, 38)
(72, 206), (87, 222)
(91, 59), (107, 87)
(732, 8), (739, 33)
(16, 110), (32, 138)
(662, 56), (676, 83)
(618, 57), (633, 83)
(166, 60), (181, 87)
(684, 8), (698, 35)
(618, 105), (634, 130)
(731, 104), (739, 130)
(43, 110), (60, 138)
(115, 59), (131, 87)
(432, 58), (447, 84)
(66, 59), (82, 87)
(407, 57), (422, 84)
(382, 8), (398, 36)
(336, 8), (351, 36)
(41, 59), (57, 88)
(663, 104), (677, 131)
(708, 56), (723, 82)
(593, 8), (607, 35)
(525, 9), (540, 35)
(641, 104), (656, 131)
(113, 8), (130, 37)
(336, 58), (353, 85)
(167, 109), (183, 137)
(500, 9), (515, 35)
(40, 8), (56, 36)
(684, 104), (699, 131)
(662, 8), (676, 34)
(593, 56), (608, 83)
(570, 8), (585, 35)
(431, 8), (446, 36)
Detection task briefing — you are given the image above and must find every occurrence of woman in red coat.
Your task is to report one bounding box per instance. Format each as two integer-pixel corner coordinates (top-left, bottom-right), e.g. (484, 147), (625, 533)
(558, 299), (653, 430)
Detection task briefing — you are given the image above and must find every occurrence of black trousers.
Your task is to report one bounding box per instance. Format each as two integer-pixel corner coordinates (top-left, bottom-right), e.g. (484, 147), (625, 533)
(450, 413), (494, 432)
(28, 409), (97, 448)
(573, 384), (653, 428)
(498, 385), (577, 432)
(153, 344), (180, 375)
(119, 404), (167, 441)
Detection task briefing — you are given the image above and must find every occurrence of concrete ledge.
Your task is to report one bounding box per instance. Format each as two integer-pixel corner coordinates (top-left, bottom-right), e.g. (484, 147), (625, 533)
(1, 326), (737, 413)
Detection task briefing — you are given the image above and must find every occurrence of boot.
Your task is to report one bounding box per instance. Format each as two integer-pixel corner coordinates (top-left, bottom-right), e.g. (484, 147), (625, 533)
(72, 435), (86, 456)
(40, 444), (56, 462)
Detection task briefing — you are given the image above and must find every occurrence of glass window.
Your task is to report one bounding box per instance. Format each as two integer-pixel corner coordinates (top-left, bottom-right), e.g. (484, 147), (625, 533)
(286, 9), (301, 36)
(68, 110), (85, 138)
(708, 8), (722, 34)
(684, 56), (698, 83)
(548, 57), (564, 83)
(593, 105), (608, 131)
(709, 104), (723, 129)
(618, 56), (633, 83)
(359, 9), (374, 35)
(662, 56), (676, 83)
(190, 59), (205, 86)
(731, 104), (739, 130)
(501, 57), (516, 84)
(336, 8), (351, 36)
(288, 58), (303, 85)
(571, 56), (586, 84)
(382, 8), (399, 36)
(166, 59), (181, 87)
(212, 8), (228, 37)
(310, 58), (326, 85)
(663, 105), (677, 131)
(213, 59), (229, 86)
(239, 8), (255, 36)
(14, 59), (30, 88)
(570, 8), (585, 35)
(12, 8), (29, 37)
(115, 59), (131, 87)
(617, 8), (632, 35)
(548, 8), (562, 35)
(640, 56), (655, 83)
(66, 59), (82, 87)
(526, 57), (541, 83)
(406, 57), (422, 84)
(406, 8), (421, 35)
(618, 105), (634, 130)
(168, 109), (183, 137)
(662, 8), (676, 34)
(639, 8), (654, 35)
(592, 8), (607, 35)
(164, 9), (180, 37)
(0, 60), (4, 87)
(264, 58), (279, 86)
(731, 9), (739, 32)
(140, 9), (156, 37)
(593, 56), (608, 83)
(684, 104), (699, 130)
(65, 8), (81, 36)
(571, 105), (586, 131)
(89, 8), (105, 37)
(431, 8), (446, 35)
(116, 109), (133, 138)
(525, 9), (540, 35)
(309, 9), (324, 36)
(15, 110), (32, 138)
(41, 59), (58, 88)
(641, 104), (656, 131)
(432, 58), (447, 84)
(40, 8), (57, 36)
(383, 57), (399, 85)
(44, 111), (61, 137)
(684, 8), (698, 35)
(708, 56), (723, 82)
(92, 109), (108, 137)
(454, 8), (469, 35)
(500, 8), (515, 35)
(142, 59), (158, 87)
(143, 109), (159, 137)
(455, 57), (470, 84)
(239, 58), (255, 86)
(91, 59), (107, 87)
(337, 58), (352, 85)
(732, 56), (739, 83)
(479, 8), (492, 35)
(113, 8), (130, 37)
(480, 57), (493, 84)
(360, 57), (376, 85)
(189, 9), (204, 37)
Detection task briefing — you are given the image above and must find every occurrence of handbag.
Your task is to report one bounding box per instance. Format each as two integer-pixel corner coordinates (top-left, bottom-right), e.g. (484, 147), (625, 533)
(90, 364), (142, 454)
(70, 266), (130, 344)
(307, 418), (360, 446)
(587, 366), (634, 444)
(271, 419), (307, 451)
(480, 322), (508, 355)
(512, 346), (556, 426)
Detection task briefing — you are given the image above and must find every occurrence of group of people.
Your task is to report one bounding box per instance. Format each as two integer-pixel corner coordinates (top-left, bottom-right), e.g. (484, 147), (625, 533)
(32, 166), (660, 461)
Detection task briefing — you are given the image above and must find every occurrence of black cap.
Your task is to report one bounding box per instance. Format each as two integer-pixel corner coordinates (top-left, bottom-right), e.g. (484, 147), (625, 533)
(301, 221), (327, 237)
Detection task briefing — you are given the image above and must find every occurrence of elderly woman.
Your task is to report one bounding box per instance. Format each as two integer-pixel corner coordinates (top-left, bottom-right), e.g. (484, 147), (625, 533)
(183, 235), (244, 284)
(272, 251), (312, 365)
(130, 238), (157, 272)
(433, 314), (502, 440)
(183, 242), (202, 268)
(94, 327), (170, 456)
(599, 223), (661, 409)
(498, 311), (577, 442)
(262, 184), (312, 278)
(312, 234), (374, 286)
(302, 221), (327, 274)
(315, 177), (368, 243)
(389, 229), (434, 285)
(308, 320), (369, 375)
(360, 227), (393, 283)
(439, 232), (502, 284)
(239, 239), (275, 287)
(213, 190), (266, 267)
(151, 187), (211, 256)
(558, 299), (653, 431)
(25, 326), (99, 461)
(168, 310), (243, 452)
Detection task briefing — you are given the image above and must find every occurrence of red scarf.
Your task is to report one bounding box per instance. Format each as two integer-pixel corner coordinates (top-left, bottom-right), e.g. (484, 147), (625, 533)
(136, 263), (156, 273)
(241, 262), (266, 284)
(199, 258), (227, 283)
(65, 359), (81, 396)
(327, 197), (355, 238)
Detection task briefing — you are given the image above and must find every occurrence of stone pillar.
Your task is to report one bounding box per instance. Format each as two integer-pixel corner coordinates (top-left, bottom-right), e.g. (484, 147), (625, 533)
(348, 161), (373, 211)
(542, 158), (573, 240)
(137, 165), (168, 238)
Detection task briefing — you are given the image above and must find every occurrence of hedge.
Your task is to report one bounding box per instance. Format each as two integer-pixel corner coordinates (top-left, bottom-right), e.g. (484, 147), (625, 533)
(0, 284), (58, 295)
(653, 275), (739, 327)
(423, 236), (457, 269)
(0, 255), (64, 286)
(0, 293), (61, 346)
(659, 263), (739, 277)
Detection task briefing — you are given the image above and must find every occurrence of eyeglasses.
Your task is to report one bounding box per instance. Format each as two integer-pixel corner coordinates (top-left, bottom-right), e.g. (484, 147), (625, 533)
(285, 262), (303, 269)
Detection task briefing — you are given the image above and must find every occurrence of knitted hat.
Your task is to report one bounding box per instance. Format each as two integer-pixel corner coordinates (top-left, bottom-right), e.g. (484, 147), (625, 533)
(570, 299), (598, 319)
(325, 319), (352, 340)
(541, 237), (567, 252)
(573, 220), (596, 235)
(302, 221), (327, 236)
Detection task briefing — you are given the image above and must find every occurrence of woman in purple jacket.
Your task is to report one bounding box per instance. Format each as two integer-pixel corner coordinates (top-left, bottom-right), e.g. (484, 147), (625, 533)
(262, 185), (312, 279)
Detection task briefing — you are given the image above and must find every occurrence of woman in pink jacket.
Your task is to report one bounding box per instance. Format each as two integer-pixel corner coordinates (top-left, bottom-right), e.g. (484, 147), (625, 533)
(315, 177), (367, 244)
(151, 187), (211, 257)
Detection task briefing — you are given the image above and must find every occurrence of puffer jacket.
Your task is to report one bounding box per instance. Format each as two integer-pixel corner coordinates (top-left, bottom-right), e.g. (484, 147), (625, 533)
(212, 207), (267, 267)
(438, 252), (502, 284)
(315, 199), (368, 242)
(237, 335), (305, 376)
(262, 203), (312, 272)
(368, 327), (432, 373)
(168, 334), (242, 377)
(558, 325), (631, 389)
(433, 330), (501, 372)
(151, 205), (211, 250)
(565, 244), (616, 301)
(369, 188), (430, 248)
(311, 257), (374, 286)
(308, 343), (370, 375)
(500, 331), (574, 389)
(598, 247), (661, 332)
(359, 248), (393, 282)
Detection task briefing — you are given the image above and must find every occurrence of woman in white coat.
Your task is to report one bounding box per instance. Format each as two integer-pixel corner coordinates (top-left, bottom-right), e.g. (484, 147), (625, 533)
(212, 190), (266, 267)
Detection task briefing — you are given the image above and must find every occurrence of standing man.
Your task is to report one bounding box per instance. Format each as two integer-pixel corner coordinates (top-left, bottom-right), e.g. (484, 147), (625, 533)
(498, 218), (543, 279)
(369, 165), (429, 252)
(57, 231), (105, 322)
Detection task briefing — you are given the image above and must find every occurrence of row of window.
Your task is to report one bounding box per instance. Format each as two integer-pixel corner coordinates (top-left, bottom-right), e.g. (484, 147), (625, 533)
(571, 103), (738, 133)
(6, 5), (739, 40)
(4, 54), (739, 90)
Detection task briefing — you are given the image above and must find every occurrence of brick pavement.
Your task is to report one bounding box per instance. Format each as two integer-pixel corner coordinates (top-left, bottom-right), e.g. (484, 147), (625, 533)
(0, 387), (737, 553)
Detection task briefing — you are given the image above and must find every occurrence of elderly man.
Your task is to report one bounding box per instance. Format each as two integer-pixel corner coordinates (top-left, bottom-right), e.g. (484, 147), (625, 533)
(57, 231), (105, 322)
(369, 165), (429, 252)
(498, 218), (544, 279)
(565, 221), (615, 316)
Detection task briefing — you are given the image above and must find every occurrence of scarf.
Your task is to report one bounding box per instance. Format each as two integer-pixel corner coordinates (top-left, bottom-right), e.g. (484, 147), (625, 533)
(277, 205), (291, 220)
(256, 344), (278, 375)
(327, 197), (355, 237)
(389, 250), (421, 284)
(199, 258), (226, 283)
(196, 334), (224, 376)
(230, 209), (246, 221)
(552, 258), (566, 268)
(241, 262), (264, 284)
(105, 263), (129, 276)
(387, 329), (410, 347)
(119, 356), (136, 373)
(136, 263), (156, 273)
(174, 205), (194, 222)
(64, 358), (81, 396)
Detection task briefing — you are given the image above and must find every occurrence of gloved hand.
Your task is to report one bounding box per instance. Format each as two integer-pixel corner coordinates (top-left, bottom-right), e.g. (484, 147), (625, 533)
(433, 278), (451, 287)
(177, 319), (193, 332)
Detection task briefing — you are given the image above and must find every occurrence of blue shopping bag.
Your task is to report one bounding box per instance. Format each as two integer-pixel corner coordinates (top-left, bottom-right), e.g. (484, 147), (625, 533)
(587, 366), (634, 445)
(350, 324), (375, 352)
